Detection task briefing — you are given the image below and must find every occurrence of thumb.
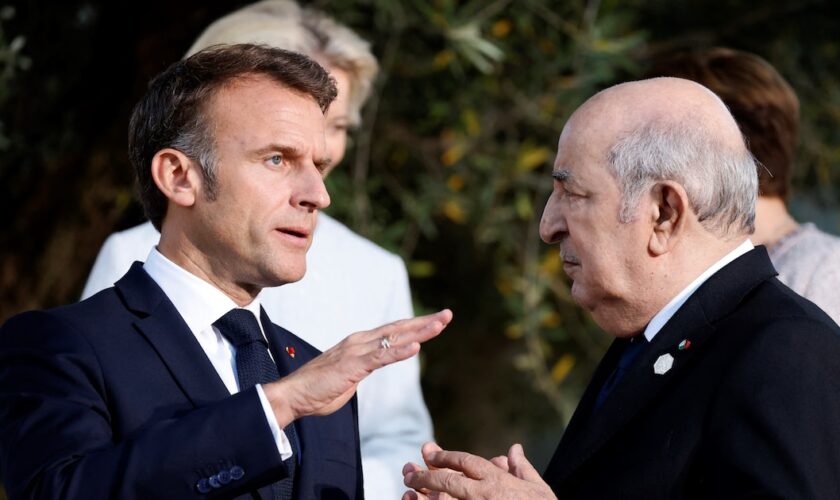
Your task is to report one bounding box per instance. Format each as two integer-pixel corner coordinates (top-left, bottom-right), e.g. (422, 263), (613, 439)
(422, 442), (444, 469)
(507, 443), (542, 482)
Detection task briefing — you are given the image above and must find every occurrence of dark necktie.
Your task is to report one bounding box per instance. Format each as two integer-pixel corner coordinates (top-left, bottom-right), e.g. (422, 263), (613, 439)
(593, 335), (648, 412)
(214, 308), (298, 500)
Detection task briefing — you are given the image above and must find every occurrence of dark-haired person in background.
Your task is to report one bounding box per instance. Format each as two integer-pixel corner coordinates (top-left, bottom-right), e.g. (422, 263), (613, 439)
(0, 44), (451, 500)
(649, 47), (840, 323)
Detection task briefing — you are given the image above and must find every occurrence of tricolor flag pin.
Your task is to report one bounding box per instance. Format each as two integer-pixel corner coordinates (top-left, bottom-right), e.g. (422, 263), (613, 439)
(678, 339), (691, 351)
(285, 346), (296, 358)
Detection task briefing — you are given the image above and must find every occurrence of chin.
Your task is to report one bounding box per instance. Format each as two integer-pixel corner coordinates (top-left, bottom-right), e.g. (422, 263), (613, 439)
(570, 282), (592, 308)
(260, 264), (307, 287)
(280, 269), (306, 285)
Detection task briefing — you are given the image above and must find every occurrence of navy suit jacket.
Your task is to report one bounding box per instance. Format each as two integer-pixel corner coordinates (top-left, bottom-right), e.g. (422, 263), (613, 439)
(0, 263), (364, 499)
(543, 247), (840, 498)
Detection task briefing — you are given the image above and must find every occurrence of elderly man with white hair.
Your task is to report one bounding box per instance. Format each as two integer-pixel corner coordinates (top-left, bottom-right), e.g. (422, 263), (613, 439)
(402, 77), (840, 499)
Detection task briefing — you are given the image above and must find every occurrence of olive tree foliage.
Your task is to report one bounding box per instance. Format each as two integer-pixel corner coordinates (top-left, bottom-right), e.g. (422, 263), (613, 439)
(3, 0), (840, 458)
(313, 0), (644, 427)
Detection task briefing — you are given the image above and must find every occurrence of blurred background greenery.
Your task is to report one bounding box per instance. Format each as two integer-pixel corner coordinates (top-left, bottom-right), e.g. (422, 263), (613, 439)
(2, 2), (840, 492)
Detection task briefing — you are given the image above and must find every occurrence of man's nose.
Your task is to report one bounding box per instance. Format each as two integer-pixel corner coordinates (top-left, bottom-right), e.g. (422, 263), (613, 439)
(539, 195), (565, 244)
(293, 164), (331, 211)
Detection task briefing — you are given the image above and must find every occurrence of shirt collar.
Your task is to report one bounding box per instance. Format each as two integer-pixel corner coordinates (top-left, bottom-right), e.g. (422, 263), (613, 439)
(643, 239), (754, 342)
(143, 247), (264, 335)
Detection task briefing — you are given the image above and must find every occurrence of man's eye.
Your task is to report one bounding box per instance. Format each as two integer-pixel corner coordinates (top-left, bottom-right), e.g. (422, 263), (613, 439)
(268, 154), (283, 166)
(330, 123), (349, 133)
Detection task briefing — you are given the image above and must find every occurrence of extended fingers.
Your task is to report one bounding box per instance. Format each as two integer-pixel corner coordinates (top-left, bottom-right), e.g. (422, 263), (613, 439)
(423, 449), (497, 481)
(402, 489), (426, 500)
(422, 441), (445, 469)
(490, 455), (510, 471)
(366, 309), (453, 345)
(507, 443), (542, 482)
(364, 311), (451, 366)
(404, 469), (472, 499)
(403, 461), (425, 475)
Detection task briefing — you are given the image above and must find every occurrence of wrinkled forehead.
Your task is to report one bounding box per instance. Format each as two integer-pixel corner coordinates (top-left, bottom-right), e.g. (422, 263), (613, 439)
(553, 100), (623, 175)
(552, 116), (618, 193)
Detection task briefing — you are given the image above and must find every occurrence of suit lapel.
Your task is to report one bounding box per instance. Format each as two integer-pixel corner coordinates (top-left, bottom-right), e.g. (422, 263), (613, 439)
(261, 308), (303, 378)
(115, 263), (230, 406)
(546, 247), (778, 485)
(259, 308), (307, 458)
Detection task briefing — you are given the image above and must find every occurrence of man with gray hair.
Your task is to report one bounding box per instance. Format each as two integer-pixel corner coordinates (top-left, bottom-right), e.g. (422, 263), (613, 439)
(402, 77), (840, 499)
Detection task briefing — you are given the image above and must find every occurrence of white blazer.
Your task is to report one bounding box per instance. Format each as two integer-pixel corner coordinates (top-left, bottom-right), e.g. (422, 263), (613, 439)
(82, 213), (433, 500)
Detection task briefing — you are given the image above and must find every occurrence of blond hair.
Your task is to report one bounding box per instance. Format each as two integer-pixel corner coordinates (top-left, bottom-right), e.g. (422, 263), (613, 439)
(187, 0), (378, 126)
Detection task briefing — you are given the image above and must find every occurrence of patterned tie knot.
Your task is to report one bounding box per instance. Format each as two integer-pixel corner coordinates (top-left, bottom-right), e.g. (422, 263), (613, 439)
(213, 308), (265, 348)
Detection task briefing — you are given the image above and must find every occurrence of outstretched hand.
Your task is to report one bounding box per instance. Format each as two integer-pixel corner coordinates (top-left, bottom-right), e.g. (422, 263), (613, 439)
(402, 442), (461, 500)
(402, 442), (556, 500)
(264, 309), (453, 427)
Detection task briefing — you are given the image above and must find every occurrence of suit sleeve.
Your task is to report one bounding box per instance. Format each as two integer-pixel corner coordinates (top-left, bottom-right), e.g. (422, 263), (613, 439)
(0, 311), (285, 500)
(701, 317), (840, 498)
(356, 255), (435, 500)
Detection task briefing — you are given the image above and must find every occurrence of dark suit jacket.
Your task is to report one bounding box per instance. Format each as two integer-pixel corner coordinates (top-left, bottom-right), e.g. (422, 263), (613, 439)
(0, 263), (364, 500)
(544, 247), (840, 499)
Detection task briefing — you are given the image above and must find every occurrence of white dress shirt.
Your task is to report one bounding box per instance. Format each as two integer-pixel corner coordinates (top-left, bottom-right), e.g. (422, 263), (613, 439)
(143, 248), (293, 460)
(643, 239), (754, 341)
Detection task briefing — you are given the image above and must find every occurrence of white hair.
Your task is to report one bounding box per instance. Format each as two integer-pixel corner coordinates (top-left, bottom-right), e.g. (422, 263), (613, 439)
(607, 120), (758, 235)
(186, 0), (378, 126)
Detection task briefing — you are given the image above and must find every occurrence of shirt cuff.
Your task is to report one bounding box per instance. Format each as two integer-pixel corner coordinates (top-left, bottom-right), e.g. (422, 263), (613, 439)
(256, 384), (294, 461)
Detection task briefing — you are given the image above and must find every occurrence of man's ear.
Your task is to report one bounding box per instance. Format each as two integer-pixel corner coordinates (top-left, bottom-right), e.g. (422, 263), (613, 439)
(648, 181), (690, 256)
(150, 148), (201, 208)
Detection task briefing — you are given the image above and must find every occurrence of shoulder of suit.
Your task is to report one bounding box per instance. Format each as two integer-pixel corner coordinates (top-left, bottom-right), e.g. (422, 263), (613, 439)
(2, 287), (126, 343)
(721, 276), (840, 342)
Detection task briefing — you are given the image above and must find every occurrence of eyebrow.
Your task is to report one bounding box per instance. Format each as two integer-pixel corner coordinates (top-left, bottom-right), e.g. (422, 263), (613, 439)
(552, 168), (585, 192)
(252, 143), (301, 158)
(552, 169), (572, 182)
(314, 156), (333, 172)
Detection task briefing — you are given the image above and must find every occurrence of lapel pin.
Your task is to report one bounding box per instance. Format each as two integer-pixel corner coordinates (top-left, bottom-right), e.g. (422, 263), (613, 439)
(678, 339), (691, 351)
(653, 353), (674, 375)
(285, 346), (296, 358)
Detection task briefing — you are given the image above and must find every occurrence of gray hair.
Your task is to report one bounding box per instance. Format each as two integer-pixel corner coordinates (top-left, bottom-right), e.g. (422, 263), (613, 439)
(607, 121), (758, 235)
